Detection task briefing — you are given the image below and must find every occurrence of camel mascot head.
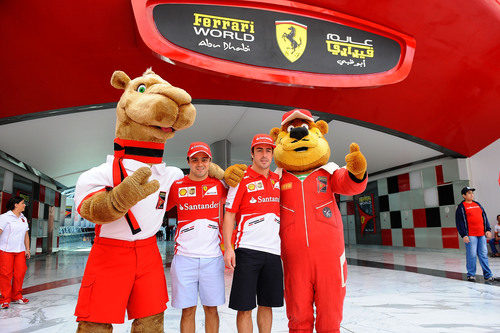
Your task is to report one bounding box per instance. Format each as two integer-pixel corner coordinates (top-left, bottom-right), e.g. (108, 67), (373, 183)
(111, 68), (196, 143)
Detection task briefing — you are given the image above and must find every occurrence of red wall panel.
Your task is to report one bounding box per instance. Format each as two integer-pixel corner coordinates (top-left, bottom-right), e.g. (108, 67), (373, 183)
(435, 165), (445, 185)
(402, 228), (415, 247)
(39, 185), (46, 203)
(413, 209), (427, 228)
(441, 227), (460, 249)
(397, 173), (410, 192)
(346, 201), (355, 215)
(32, 200), (39, 219)
(55, 192), (61, 207)
(1, 192), (12, 214)
(381, 229), (392, 246)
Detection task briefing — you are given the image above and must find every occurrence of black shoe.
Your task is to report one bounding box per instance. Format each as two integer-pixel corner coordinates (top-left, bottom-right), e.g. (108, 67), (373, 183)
(467, 276), (476, 282)
(485, 276), (496, 282)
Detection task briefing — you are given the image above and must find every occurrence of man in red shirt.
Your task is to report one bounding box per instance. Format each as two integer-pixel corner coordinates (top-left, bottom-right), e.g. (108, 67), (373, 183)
(223, 134), (282, 333)
(455, 187), (496, 282)
(167, 142), (227, 333)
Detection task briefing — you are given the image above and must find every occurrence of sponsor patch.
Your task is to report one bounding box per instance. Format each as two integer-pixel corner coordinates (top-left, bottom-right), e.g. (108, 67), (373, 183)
(273, 181), (280, 190)
(282, 182), (292, 190)
(317, 176), (327, 193)
(180, 226), (195, 234)
(179, 186), (196, 197)
(156, 191), (166, 209)
(256, 180), (264, 190)
(248, 217), (265, 226)
(188, 187), (196, 196)
(203, 185), (218, 196)
(249, 197), (257, 204)
(247, 182), (257, 192)
(323, 207), (332, 218)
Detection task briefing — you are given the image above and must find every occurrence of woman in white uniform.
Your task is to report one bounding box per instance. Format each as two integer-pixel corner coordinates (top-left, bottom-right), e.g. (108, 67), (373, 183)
(0, 196), (30, 309)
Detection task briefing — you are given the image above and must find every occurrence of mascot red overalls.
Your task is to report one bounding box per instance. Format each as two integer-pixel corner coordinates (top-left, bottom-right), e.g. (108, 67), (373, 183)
(225, 109), (367, 332)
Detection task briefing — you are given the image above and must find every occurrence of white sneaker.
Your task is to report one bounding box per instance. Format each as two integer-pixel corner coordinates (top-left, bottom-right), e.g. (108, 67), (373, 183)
(13, 298), (29, 304)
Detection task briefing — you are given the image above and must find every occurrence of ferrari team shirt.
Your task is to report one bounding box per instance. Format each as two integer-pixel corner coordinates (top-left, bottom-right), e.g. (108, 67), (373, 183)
(225, 166), (281, 255)
(74, 155), (184, 241)
(463, 201), (485, 236)
(166, 176), (227, 258)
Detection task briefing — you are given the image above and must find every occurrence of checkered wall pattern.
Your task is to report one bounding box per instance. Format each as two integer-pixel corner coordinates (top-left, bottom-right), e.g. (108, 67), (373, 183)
(340, 161), (470, 250)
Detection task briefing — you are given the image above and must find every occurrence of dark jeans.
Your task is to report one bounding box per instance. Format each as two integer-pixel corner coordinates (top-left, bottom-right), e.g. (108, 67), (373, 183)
(488, 238), (499, 254)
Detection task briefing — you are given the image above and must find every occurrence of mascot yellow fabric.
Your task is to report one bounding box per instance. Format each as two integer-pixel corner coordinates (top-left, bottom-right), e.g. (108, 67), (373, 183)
(225, 108), (367, 333)
(73, 69), (222, 333)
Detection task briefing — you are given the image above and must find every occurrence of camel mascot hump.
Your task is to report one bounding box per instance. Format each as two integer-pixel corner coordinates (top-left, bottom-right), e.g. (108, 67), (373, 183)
(225, 108), (367, 332)
(74, 69), (222, 333)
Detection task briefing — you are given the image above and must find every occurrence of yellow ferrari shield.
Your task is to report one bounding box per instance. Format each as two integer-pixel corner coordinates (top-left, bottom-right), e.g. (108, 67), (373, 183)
(276, 20), (307, 63)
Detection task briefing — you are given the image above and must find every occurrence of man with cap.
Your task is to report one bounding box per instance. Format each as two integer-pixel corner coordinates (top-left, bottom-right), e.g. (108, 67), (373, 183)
(455, 186), (495, 282)
(166, 142), (227, 333)
(223, 134), (282, 333)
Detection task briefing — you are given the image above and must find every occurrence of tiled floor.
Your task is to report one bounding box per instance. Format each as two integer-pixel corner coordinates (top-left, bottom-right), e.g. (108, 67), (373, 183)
(1, 240), (499, 332)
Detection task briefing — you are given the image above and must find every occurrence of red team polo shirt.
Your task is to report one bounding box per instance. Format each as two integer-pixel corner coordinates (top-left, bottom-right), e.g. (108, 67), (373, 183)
(225, 166), (281, 255)
(167, 176), (227, 258)
(463, 201), (484, 236)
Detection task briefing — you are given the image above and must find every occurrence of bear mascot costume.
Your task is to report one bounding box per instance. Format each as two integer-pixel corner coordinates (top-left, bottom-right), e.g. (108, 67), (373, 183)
(73, 69), (222, 333)
(224, 108), (367, 332)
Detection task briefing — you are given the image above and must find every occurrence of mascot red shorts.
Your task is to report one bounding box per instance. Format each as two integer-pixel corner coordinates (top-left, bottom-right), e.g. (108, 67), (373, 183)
(74, 236), (168, 323)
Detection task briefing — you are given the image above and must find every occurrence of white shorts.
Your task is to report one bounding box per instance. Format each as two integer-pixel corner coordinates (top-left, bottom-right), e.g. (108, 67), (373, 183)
(170, 255), (225, 309)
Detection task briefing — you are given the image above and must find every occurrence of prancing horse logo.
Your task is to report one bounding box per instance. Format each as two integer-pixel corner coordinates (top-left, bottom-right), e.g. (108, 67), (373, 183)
(276, 20), (307, 63)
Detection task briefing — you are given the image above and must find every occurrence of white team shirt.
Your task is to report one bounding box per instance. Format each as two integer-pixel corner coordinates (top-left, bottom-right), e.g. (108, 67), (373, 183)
(225, 167), (281, 255)
(167, 176), (227, 258)
(74, 155), (183, 241)
(0, 210), (29, 252)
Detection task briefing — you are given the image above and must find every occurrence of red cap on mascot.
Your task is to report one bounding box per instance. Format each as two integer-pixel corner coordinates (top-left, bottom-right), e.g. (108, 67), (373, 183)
(281, 108), (315, 125)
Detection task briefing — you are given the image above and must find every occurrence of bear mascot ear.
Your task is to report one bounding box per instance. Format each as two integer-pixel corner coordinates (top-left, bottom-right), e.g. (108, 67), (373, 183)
(111, 71), (131, 90)
(270, 127), (281, 141)
(316, 120), (329, 135)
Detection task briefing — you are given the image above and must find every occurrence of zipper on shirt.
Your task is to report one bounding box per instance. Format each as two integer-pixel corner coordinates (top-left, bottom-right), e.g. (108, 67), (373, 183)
(280, 204), (294, 213)
(301, 181), (310, 247)
(315, 200), (333, 210)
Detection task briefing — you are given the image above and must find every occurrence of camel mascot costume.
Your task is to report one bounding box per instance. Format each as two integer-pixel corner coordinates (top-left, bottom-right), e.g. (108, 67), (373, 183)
(73, 69), (222, 333)
(225, 109), (367, 332)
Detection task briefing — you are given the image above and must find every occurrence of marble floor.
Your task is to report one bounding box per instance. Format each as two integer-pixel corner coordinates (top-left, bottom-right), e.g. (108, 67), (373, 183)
(1, 240), (499, 333)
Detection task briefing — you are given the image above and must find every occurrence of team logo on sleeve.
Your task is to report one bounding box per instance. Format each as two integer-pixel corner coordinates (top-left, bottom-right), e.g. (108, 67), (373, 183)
(317, 176), (328, 193)
(156, 191), (166, 209)
(179, 187), (196, 197)
(203, 185), (218, 196)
